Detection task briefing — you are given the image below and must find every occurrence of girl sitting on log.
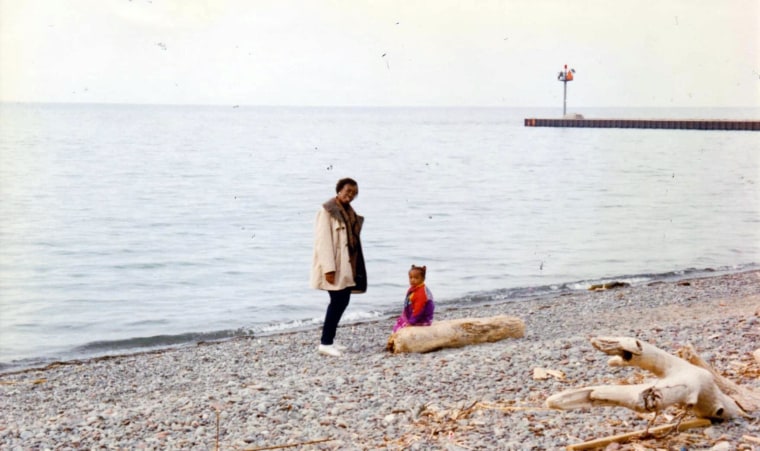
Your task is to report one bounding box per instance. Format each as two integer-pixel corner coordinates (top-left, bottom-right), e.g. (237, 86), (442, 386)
(393, 265), (435, 332)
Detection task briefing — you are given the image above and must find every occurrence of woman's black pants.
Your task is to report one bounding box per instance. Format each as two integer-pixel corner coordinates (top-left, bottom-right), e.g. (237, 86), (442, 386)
(320, 287), (352, 345)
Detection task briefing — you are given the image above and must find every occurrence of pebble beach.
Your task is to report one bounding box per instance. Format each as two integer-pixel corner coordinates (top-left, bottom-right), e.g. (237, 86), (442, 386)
(2, 270), (759, 450)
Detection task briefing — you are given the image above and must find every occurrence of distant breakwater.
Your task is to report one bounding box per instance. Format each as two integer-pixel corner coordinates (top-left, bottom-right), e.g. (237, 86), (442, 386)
(524, 118), (760, 131)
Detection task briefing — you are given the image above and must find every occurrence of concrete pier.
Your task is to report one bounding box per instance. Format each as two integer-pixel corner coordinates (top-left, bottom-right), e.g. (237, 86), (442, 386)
(524, 118), (760, 131)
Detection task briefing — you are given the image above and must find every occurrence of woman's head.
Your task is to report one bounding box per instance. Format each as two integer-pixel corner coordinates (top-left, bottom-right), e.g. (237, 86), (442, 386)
(408, 265), (426, 286)
(335, 177), (359, 204)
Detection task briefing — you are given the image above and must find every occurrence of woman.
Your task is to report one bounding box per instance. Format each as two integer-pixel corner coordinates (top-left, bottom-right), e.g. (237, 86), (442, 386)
(310, 177), (367, 357)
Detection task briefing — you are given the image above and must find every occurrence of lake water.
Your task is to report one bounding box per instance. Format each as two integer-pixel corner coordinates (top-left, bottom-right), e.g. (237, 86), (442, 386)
(1, 104), (758, 371)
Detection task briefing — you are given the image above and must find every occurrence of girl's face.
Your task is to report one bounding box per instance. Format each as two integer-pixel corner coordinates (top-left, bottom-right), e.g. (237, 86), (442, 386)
(336, 183), (358, 205)
(408, 269), (424, 286)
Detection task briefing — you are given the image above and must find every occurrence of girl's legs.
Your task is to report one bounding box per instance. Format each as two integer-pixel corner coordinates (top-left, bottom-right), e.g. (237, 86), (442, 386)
(320, 288), (352, 345)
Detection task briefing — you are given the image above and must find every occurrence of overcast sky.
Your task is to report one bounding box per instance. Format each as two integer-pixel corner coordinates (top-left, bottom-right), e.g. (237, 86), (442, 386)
(1, 0), (758, 107)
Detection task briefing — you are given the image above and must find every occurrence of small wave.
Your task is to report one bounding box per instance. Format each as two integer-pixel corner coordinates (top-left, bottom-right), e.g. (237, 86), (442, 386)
(341, 310), (386, 323)
(73, 329), (252, 353)
(567, 265), (756, 291)
(255, 310), (386, 335)
(438, 263), (760, 308)
(566, 275), (652, 291)
(258, 317), (323, 334)
(0, 329), (254, 374)
(0, 361), (19, 373)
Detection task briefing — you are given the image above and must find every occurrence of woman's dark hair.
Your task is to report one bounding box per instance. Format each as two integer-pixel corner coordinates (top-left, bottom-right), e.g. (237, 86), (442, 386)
(335, 177), (358, 193)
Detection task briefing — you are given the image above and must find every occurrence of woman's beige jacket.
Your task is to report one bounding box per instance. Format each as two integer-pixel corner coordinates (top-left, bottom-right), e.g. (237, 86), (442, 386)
(310, 206), (356, 291)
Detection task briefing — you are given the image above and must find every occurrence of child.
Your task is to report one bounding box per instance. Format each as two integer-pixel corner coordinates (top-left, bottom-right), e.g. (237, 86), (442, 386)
(393, 265), (435, 332)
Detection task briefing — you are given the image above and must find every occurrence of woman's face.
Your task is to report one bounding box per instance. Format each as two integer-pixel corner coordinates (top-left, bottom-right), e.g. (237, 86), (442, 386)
(336, 183), (358, 204)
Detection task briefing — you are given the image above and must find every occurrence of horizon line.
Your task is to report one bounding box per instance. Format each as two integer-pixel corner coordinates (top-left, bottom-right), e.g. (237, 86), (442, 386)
(1, 101), (757, 109)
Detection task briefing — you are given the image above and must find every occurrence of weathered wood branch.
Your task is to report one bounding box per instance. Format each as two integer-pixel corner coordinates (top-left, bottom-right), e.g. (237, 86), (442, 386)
(545, 336), (749, 420)
(677, 343), (760, 412)
(386, 315), (525, 354)
(567, 418), (711, 451)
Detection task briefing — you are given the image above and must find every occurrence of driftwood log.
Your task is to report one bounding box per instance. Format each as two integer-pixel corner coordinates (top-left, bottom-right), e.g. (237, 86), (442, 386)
(386, 315), (525, 354)
(677, 343), (760, 412)
(545, 336), (755, 420)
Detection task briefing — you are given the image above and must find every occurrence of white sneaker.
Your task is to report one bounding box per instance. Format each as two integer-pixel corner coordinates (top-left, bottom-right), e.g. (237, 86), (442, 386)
(318, 344), (342, 357)
(333, 343), (348, 351)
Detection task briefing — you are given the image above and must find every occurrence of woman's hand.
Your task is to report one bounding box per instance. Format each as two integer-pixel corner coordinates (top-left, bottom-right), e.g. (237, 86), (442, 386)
(325, 271), (336, 284)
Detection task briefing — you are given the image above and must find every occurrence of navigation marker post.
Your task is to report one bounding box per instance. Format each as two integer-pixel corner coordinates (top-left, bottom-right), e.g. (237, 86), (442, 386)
(557, 64), (576, 116)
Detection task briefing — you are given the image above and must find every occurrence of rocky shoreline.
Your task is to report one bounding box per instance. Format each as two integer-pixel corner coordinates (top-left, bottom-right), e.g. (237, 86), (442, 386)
(2, 270), (759, 450)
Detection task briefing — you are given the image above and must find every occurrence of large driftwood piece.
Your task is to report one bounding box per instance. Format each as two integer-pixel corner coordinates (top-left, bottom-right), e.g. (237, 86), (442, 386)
(386, 315), (525, 354)
(545, 336), (749, 420)
(677, 343), (760, 412)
